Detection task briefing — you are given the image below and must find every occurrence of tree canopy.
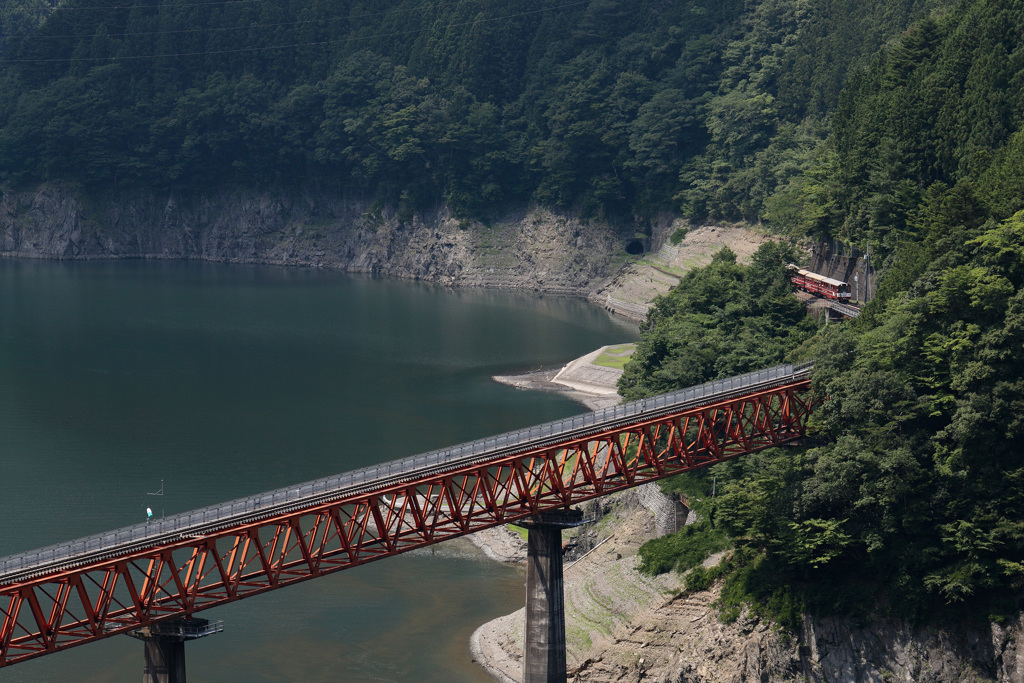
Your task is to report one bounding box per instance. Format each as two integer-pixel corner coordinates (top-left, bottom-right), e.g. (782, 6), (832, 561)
(0, 0), (951, 222)
(632, 0), (1024, 626)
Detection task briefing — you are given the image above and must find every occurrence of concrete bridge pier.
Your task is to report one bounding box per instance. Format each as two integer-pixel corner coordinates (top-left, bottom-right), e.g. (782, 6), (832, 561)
(126, 617), (223, 683)
(519, 509), (586, 683)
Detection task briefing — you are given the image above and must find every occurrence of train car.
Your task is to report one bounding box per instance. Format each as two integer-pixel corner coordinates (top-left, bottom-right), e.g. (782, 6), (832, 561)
(788, 265), (852, 301)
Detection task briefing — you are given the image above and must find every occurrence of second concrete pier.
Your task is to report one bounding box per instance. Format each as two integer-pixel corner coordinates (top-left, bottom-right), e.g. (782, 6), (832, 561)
(520, 509), (586, 683)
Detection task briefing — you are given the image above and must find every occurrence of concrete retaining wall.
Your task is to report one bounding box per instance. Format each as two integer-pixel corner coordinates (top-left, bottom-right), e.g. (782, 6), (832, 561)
(637, 483), (688, 537)
(808, 239), (878, 303)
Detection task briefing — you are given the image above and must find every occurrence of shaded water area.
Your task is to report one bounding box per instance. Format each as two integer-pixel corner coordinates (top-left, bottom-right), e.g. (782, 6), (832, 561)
(0, 260), (637, 682)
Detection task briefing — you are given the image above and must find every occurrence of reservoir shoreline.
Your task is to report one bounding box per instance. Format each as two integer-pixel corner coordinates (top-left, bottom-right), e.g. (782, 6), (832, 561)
(0, 260), (636, 682)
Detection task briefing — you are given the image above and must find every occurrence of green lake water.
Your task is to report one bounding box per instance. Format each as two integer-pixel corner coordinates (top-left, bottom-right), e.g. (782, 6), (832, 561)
(0, 260), (638, 682)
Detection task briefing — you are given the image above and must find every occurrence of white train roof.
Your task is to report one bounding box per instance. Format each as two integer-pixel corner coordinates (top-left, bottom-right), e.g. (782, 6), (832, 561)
(788, 265), (848, 288)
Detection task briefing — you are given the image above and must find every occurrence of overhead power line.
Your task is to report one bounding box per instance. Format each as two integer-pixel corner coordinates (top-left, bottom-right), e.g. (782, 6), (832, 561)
(31, 0), (431, 37)
(4, 0), (588, 63)
(33, 17), (345, 40)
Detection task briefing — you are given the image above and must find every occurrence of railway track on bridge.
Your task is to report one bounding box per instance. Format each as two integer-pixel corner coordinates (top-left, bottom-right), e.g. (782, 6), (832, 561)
(0, 362), (812, 585)
(1, 361), (814, 668)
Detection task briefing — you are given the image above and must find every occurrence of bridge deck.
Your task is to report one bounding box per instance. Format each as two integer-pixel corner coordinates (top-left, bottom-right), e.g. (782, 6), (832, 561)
(1, 362), (814, 668)
(1, 362), (810, 584)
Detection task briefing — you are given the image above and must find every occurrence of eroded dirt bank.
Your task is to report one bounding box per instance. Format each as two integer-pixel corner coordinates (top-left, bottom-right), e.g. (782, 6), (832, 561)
(8, 182), (1020, 681)
(474, 349), (1024, 683)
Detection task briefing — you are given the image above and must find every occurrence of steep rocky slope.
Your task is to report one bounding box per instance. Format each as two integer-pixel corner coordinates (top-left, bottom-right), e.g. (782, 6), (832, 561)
(474, 493), (1024, 683)
(1, 184), (785, 309)
(7, 181), (1020, 681)
(0, 184), (627, 294)
(474, 359), (1024, 683)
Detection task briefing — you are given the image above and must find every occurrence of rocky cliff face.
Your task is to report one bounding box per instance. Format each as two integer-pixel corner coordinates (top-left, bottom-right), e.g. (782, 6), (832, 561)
(0, 183), (629, 294)
(603, 600), (1024, 683)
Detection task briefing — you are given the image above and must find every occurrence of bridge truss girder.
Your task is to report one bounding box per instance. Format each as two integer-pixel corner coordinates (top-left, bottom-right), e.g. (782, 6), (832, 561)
(1, 379), (811, 668)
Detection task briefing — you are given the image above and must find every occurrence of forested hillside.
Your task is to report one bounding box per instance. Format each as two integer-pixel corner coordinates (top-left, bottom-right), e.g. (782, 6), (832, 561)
(0, 0), (945, 222)
(632, 0), (1024, 627)
(0, 0), (54, 55)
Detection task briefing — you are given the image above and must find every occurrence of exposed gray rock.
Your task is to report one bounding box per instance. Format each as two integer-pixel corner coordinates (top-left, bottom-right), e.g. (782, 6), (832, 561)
(799, 613), (1018, 683)
(1, 183), (629, 294)
(8, 183), (1015, 683)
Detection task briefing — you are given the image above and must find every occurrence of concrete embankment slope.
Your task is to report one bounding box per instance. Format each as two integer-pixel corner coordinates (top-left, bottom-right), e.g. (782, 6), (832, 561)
(591, 223), (772, 321)
(493, 344), (633, 411)
(550, 348), (625, 397)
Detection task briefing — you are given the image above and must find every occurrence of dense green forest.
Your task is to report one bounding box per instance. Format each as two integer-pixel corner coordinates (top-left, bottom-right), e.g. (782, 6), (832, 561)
(633, 0), (1024, 627)
(0, 0), (946, 221)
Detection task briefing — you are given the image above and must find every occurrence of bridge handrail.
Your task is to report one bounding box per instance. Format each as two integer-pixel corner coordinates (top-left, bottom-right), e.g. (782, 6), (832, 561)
(0, 361), (812, 583)
(825, 300), (861, 318)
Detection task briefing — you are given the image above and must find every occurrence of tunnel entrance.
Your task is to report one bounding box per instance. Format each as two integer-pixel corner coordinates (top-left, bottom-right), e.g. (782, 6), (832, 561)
(625, 239), (644, 256)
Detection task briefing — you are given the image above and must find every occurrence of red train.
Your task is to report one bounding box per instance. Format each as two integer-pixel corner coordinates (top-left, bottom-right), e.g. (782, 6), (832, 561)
(788, 266), (852, 301)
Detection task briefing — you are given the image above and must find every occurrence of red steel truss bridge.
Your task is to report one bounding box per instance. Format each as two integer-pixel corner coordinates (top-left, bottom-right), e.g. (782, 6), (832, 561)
(0, 362), (813, 668)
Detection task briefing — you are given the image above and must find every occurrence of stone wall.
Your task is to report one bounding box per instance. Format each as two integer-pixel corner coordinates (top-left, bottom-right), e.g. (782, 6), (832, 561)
(636, 482), (688, 537)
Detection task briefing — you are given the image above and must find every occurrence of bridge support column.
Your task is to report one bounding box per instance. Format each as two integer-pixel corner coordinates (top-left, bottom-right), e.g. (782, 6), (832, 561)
(519, 509), (586, 683)
(126, 617), (223, 683)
